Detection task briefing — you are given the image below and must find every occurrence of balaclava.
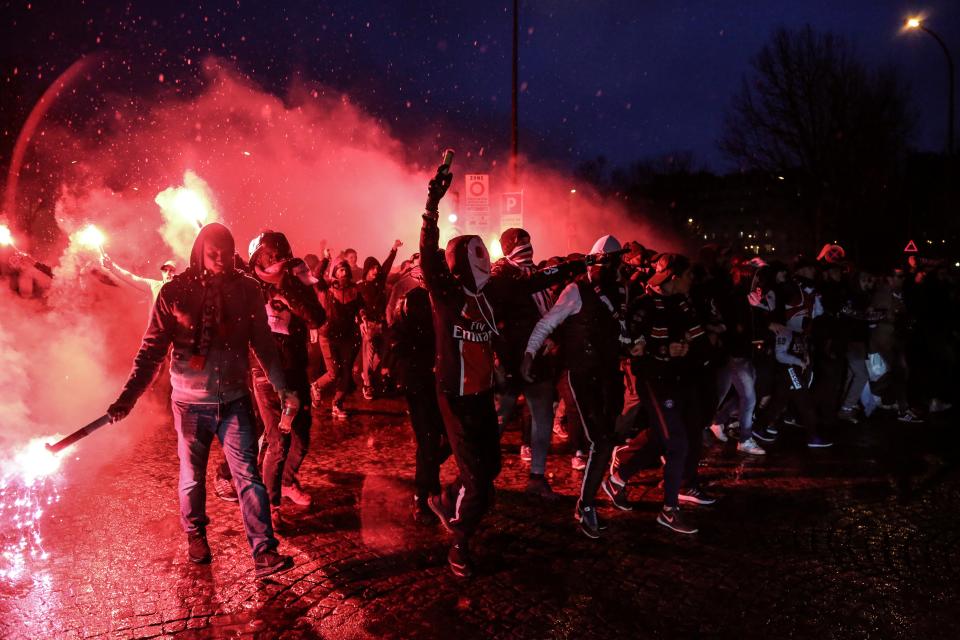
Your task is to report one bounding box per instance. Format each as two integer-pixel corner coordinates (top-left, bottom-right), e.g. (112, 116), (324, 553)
(445, 235), (490, 293)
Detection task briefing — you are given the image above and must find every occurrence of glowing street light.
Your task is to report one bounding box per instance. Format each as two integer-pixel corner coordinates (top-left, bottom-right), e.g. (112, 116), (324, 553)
(448, 213), (458, 223)
(903, 16), (955, 154)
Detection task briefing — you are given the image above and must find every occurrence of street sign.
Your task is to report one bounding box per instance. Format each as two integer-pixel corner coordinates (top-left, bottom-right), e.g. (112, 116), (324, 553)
(903, 239), (918, 253)
(501, 191), (523, 229)
(465, 174), (490, 234)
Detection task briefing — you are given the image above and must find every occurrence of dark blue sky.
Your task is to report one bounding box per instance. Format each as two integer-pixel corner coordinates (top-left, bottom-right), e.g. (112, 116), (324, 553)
(2, 0), (958, 171)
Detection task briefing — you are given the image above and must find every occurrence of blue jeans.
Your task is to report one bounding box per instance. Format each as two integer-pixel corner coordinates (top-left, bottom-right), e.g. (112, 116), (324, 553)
(172, 396), (278, 557)
(714, 357), (757, 442)
(496, 380), (555, 475)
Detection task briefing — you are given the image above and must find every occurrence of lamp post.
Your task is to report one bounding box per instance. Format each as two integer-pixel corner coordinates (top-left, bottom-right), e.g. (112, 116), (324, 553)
(905, 17), (956, 155)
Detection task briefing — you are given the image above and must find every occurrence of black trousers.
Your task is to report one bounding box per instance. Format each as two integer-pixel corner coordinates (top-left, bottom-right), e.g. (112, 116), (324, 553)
(438, 390), (500, 545)
(406, 387), (451, 499)
(565, 368), (624, 508)
(614, 377), (688, 508)
(680, 369), (715, 489)
(756, 364), (821, 439)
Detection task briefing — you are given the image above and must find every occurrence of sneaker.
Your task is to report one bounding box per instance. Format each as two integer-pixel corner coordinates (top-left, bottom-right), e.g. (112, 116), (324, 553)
(571, 451), (587, 471)
(187, 532), (211, 564)
(281, 483), (312, 506)
(552, 422), (569, 440)
(807, 436), (834, 449)
(929, 398), (953, 414)
(753, 427), (777, 443)
(213, 476), (239, 503)
(781, 416), (799, 427)
(427, 494), (453, 534)
(766, 424), (780, 435)
(447, 544), (474, 578)
(310, 384), (323, 409)
(737, 438), (766, 456)
(601, 475), (632, 511)
(897, 409), (925, 424)
(678, 487), (717, 506)
(331, 404), (349, 419)
(837, 407), (860, 424)
(657, 506), (698, 535)
(525, 474), (558, 501)
(254, 550), (294, 579)
(519, 445), (533, 463)
(708, 423), (729, 443)
(362, 385), (374, 401)
(575, 500), (602, 539)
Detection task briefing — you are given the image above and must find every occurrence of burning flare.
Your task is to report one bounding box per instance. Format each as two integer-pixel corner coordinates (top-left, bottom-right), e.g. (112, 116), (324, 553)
(75, 224), (106, 255)
(155, 170), (220, 258)
(0, 224), (13, 247)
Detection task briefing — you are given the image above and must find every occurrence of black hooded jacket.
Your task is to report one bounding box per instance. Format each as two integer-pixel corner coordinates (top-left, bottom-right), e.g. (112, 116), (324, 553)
(115, 223), (286, 405)
(420, 215), (496, 396)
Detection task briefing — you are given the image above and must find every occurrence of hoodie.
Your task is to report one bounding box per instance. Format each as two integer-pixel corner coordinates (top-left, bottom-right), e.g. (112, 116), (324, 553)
(115, 223), (286, 405)
(420, 215), (497, 396)
(316, 260), (365, 340)
(356, 246), (398, 323)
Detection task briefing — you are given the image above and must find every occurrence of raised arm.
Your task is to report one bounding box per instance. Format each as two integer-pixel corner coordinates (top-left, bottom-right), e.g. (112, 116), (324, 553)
(101, 254), (155, 296)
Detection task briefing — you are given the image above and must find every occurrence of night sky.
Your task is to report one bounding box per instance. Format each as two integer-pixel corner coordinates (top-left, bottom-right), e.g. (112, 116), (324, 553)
(1, 0), (958, 173)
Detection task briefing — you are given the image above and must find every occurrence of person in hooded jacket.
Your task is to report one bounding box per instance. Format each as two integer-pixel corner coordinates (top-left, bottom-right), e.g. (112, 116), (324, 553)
(314, 254), (365, 418)
(383, 284), (452, 524)
(357, 240), (401, 399)
(105, 222), (297, 579)
(247, 231), (327, 526)
(522, 235), (627, 539)
(486, 227), (587, 499)
(418, 164), (499, 578)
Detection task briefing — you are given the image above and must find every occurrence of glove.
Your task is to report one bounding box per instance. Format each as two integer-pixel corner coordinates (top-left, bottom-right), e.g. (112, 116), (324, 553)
(107, 396), (135, 423)
(425, 167), (454, 215)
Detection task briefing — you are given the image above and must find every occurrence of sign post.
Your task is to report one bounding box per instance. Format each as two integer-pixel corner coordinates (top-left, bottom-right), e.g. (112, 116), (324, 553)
(500, 191), (523, 229)
(464, 174), (490, 235)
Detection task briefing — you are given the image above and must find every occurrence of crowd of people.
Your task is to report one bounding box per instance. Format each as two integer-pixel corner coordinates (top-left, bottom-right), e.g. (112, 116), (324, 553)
(3, 165), (957, 580)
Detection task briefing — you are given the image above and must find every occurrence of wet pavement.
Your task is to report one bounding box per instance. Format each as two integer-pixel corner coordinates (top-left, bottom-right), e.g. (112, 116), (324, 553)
(1, 396), (958, 639)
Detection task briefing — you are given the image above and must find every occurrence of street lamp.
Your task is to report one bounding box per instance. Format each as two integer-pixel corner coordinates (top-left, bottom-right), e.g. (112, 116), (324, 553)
(904, 16), (956, 154)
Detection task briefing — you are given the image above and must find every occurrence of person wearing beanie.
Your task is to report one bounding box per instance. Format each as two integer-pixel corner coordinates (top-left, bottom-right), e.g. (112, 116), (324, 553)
(486, 227), (587, 500)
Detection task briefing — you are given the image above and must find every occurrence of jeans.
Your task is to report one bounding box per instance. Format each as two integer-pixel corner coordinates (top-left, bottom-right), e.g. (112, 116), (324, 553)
(496, 379), (555, 475)
(171, 396), (277, 557)
(841, 342), (869, 409)
(316, 334), (359, 407)
(714, 357), (757, 441)
(252, 371), (311, 506)
(360, 321), (384, 388)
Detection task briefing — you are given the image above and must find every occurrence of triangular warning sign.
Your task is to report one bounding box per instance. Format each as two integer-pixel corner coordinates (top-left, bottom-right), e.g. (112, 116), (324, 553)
(903, 240), (918, 253)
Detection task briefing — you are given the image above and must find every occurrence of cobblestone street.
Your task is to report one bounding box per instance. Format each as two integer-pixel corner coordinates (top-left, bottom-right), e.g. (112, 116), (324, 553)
(2, 398), (958, 639)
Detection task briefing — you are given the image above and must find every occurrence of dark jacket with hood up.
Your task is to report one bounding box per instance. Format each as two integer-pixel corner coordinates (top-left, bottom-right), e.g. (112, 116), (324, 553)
(115, 223), (286, 405)
(316, 260), (365, 341)
(356, 247), (398, 323)
(420, 215), (497, 396)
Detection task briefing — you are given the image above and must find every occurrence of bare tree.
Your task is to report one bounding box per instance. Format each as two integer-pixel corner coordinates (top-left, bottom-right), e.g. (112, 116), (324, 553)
(722, 26), (913, 246)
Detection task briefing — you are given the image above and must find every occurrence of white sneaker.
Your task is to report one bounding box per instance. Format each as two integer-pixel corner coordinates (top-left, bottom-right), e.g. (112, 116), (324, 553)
(708, 423), (728, 443)
(737, 438), (766, 456)
(519, 445), (532, 463)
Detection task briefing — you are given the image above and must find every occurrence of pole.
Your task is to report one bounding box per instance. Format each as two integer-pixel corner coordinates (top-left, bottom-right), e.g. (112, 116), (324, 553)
(46, 414), (113, 453)
(511, 0), (519, 186)
(921, 26), (956, 155)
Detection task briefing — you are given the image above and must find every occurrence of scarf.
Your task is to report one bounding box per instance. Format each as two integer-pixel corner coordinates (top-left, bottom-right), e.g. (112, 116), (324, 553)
(190, 272), (227, 370)
(505, 243), (535, 275)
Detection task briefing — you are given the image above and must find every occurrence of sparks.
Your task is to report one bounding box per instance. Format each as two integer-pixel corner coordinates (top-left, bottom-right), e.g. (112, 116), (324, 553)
(0, 435), (68, 581)
(75, 224), (106, 254)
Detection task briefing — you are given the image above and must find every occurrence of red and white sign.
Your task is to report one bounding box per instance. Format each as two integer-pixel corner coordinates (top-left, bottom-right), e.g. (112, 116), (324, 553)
(903, 239), (918, 253)
(465, 174), (490, 234)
